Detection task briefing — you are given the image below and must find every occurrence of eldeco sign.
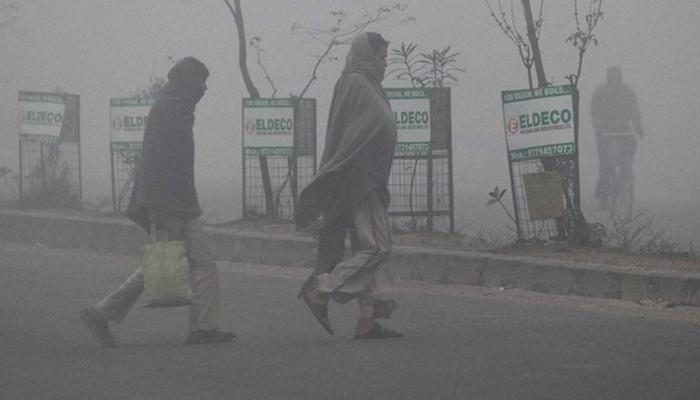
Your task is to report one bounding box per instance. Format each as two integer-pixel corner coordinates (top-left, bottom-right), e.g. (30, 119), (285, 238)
(386, 88), (431, 154)
(18, 92), (66, 141)
(109, 97), (152, 151)
(501, 85), (576, 161)
(242, 98), (295, 156)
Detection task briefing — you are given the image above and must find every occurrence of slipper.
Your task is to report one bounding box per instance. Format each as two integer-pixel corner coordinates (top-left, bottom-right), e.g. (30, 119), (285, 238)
(353, 322), (403, 340)
(301, 292), (334, 336)
(372, 298), (399, 319)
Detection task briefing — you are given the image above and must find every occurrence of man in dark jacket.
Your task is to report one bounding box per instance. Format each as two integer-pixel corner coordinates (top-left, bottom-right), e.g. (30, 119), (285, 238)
(296, 32), (402, 339)
(591, 66), (644, 211)
(80, 57), (233, 346)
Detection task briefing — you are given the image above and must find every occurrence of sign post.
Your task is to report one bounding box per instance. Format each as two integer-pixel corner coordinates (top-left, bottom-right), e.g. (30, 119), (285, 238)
(109, 97), (151, 212)
(501, 84), (577, 240)
(18, 91), (81, 208)
(241, 98), (316, 220)
(386, 87), (454, 232)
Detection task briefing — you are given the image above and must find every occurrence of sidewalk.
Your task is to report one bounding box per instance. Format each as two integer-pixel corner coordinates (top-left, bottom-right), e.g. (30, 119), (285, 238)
(1, 208), (699, 307)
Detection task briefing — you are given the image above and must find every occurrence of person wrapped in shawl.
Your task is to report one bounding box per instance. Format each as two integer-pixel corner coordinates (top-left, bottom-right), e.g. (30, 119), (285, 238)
(296, 32), (402, 339)
(79, 57), (234, 347)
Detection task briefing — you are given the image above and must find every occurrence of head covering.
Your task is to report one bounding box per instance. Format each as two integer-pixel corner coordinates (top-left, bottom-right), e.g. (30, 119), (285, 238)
(125, 57), (209, 230)
(168, 57), (209, 82)
(295, 32), (396, 230)
(165, 57), (209, 104)
(367, 32), (389, 53)
(343, 32), (388, 83)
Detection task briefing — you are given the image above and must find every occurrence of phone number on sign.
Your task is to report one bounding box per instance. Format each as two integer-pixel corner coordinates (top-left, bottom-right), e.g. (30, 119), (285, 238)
(510, 143), (575, 161)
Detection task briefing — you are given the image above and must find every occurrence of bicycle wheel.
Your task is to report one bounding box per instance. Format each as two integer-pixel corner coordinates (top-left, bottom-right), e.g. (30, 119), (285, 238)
(606, 133), (636, 221)
(611, 166), (634, 221)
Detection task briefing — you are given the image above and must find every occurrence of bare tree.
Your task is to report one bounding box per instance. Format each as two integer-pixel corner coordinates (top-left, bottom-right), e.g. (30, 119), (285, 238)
(484, 0), (606, 243)
(484, 0), (604, 89)
(249, 36), (277, 98)
(224, 0), (278, 217)
(223, 0), (260, 98)
(291, 4), (413, 98)
(223, 2), (411, 219)
(565, 0), (604, 88)
(484, 0), (544, 89)
(223, 2), (411, 99)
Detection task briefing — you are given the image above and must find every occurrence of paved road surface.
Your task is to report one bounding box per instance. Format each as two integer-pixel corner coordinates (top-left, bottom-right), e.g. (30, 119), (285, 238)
(1, 241), (699, 400)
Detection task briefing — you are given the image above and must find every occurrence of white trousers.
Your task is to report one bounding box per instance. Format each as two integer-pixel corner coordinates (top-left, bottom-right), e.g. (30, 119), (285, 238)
(94, 217), (220, 333)
(317, 190), (394, 318)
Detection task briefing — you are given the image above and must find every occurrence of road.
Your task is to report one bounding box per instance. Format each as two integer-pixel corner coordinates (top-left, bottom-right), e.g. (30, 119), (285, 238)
(1, 240), (699, 400)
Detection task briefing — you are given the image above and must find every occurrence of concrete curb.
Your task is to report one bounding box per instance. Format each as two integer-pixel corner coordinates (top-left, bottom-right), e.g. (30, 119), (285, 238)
(2, 209), (699, 306)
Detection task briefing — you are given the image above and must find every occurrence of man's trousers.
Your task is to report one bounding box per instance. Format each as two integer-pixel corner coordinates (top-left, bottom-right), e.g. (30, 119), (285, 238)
(93, 216), (220, 332)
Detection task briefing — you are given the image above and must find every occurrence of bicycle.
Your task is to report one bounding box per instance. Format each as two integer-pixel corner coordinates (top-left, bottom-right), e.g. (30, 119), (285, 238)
(604, 131), (638, 221)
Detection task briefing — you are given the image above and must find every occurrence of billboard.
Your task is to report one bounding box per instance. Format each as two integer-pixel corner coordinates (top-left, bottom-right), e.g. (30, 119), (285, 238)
(18, 92), (66, 141)
(109, 97), (152, 151)
(501, 85), (576, 161)
(242, 98), (295, 156)
(386, 88), (431, 154)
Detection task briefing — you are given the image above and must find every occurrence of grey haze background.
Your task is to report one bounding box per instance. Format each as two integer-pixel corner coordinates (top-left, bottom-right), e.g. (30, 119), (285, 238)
(1, 0), (698, 245)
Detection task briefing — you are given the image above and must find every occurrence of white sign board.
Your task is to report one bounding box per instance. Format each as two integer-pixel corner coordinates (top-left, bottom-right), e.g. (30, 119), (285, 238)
(18, 92), (66, 141)
(386, 88), (431, 153)
(242, 98), (294, 156)
(110, 97), (152, 151)
(501, 85), (576, 161)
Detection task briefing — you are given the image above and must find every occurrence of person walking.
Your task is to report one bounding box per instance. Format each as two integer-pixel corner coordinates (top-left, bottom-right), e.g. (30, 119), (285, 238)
(80, 57), (234, 346)
(295, 32), (402, 339)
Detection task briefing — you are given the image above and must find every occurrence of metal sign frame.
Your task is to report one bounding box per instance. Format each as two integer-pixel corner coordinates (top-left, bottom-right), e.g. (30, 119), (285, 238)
(108, 97), (151, 213)
(386, 87), (454, 233)
(241, 98), (317, 220)
(501, 84), (581, 240)
(18, 90), (82, 209)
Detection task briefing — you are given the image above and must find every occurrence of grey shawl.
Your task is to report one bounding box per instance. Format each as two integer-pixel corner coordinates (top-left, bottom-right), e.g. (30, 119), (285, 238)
(295, 33), (397, 230)
(126, 58), (209, 232)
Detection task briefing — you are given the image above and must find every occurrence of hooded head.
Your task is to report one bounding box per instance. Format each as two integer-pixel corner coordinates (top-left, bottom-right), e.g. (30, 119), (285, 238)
(606, 65), (623, 85)
(166, 57), (209, 103)
(343, 32), (389, 82)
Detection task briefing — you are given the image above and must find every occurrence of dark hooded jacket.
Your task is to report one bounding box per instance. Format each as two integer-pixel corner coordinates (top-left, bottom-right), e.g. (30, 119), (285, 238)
(591, 66), (642, 136)
(126, 57), (209, 232)
(295, 33), (397, 230)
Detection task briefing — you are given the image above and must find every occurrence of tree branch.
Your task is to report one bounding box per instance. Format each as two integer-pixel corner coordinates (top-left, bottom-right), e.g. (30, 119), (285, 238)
(293, 4), (412, 97)
(224, 0), (260, 98)
(250, 37), (278, 97)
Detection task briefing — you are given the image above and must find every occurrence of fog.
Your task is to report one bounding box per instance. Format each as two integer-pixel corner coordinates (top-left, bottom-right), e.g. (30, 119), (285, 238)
(1, 0), (699, 246)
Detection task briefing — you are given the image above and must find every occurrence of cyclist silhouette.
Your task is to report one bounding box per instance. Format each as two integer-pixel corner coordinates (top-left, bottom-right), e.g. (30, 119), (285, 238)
(591, 66), (643, 213)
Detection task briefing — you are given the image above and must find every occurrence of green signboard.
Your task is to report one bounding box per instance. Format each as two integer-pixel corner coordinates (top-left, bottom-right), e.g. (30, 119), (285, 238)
(242, 98), (295, 156)
(109, 97), (152, 151)
(18, 92), (66, 141)
(386, 88), (431, 154)
(501, 85), (576, 161)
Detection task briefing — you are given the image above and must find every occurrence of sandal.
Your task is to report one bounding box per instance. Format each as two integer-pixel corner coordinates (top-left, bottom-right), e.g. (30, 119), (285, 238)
(354, 321), (403, 340)
(301, 291), (334, 336)
(372, 298), (399, 319)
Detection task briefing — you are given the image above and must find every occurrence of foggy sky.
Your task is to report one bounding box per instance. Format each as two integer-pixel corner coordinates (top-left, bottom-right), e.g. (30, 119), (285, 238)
(1, 0), (699, 245)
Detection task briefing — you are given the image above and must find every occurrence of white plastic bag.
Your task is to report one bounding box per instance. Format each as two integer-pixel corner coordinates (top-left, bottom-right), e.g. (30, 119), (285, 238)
(141, 240), (193, 308)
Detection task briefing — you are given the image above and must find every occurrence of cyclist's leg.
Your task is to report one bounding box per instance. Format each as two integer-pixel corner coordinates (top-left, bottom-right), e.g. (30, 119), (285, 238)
(617, 136), (637, 218)
(618, 136), (636, 181)
(598, 135), (614, 210)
